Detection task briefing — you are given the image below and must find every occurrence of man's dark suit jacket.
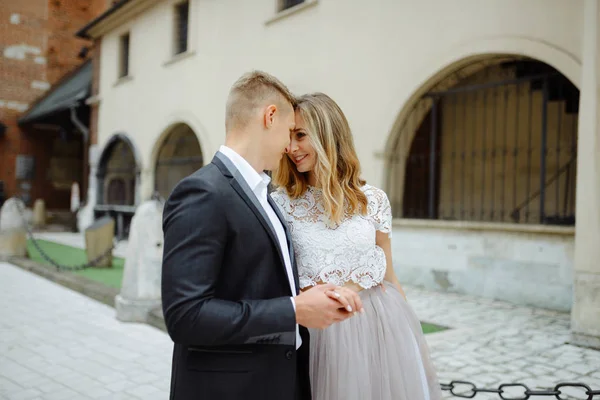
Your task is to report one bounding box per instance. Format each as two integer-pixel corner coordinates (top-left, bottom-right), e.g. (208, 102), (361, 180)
(161, 152), (311, 400)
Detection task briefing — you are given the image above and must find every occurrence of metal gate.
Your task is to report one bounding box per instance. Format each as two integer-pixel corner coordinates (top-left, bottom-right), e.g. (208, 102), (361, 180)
(395, 60), (579, 225)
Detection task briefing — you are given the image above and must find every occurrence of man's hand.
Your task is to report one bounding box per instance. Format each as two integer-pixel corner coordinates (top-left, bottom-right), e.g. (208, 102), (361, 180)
(294, 284), (363, 329)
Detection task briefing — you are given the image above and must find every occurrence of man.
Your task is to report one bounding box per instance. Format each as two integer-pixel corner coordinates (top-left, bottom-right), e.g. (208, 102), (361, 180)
(161, 71), (363, 400)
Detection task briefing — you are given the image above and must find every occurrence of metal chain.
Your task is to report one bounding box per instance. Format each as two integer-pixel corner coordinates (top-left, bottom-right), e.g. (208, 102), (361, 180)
(15, 201), (117, 271)
(441, 380), (600, 400)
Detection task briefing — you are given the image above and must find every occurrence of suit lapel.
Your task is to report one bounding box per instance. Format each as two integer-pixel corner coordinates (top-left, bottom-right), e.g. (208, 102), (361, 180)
(268, 195), (299, 293)
(213, 153), (288, 277)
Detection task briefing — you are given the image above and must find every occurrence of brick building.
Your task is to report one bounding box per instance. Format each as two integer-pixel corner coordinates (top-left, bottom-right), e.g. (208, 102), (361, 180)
(0, 0), (110, 210)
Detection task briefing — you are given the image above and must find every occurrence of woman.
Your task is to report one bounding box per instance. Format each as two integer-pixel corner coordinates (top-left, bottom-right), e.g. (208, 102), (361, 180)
(272, 93), (442, 400)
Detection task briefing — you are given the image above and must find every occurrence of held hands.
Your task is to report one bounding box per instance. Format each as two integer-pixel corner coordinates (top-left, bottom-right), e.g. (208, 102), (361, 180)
(294, 283), (364, 330)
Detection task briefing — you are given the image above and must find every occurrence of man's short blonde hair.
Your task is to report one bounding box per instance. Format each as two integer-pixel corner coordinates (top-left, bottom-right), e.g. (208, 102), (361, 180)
(225, 70), (296, 132)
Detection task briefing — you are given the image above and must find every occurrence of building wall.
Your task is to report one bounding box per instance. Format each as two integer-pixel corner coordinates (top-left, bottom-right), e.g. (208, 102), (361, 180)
(0, 0), (107, 209)
(392, 221), (574, 311)
(87, 0), (587, 309)
(94, 0), (584, 201)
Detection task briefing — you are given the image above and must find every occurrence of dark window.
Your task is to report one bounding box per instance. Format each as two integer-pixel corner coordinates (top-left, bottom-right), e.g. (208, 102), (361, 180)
(280, 0), (304, 11)
(119, 33), (130, 77)
(107, 178), (126, 205)
(174, 1), (189, 55)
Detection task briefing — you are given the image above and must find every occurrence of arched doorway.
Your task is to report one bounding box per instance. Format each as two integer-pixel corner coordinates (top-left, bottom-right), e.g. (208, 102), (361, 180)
(97, 137), (137, 206)
(388, 57), (579, 226)
(95, 134), (140, 238)
(154, 123), (203, 200)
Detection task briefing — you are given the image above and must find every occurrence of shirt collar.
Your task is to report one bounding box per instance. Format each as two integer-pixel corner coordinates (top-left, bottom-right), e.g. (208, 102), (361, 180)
(219, 145), (270, 193)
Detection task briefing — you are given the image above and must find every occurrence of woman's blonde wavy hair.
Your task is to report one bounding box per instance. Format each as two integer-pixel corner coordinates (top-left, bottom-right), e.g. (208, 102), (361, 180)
(273, 92), (367, 224)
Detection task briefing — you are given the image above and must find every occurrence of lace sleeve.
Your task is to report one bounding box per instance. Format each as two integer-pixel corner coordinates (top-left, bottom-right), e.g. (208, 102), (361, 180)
(366, 186), (393, 238)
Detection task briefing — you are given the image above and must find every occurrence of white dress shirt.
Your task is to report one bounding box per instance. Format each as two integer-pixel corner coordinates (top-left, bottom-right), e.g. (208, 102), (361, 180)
(219, 145), (301, 349)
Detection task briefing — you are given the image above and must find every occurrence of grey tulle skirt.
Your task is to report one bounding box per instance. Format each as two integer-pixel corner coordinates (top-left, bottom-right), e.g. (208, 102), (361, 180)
(308, 281), (443, 400)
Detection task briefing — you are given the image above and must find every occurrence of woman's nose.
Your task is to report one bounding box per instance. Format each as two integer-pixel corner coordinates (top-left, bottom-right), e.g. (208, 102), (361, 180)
(289, 139), (298, 153)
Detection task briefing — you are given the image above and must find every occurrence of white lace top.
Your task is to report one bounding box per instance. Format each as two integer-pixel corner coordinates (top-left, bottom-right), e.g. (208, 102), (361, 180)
(271, 184), (393, 290)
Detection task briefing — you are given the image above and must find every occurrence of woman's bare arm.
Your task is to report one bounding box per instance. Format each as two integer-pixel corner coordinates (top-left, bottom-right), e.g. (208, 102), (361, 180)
(376, 230), (407, 299)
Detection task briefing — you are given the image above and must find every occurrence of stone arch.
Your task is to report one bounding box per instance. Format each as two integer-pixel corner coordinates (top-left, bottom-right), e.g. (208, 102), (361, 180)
(141, 113), (211, 201)
(152, 123), (204, 200)
(383, 36), (581, 156)
(384, 38), (581, 223)
(96, 133), (142, 206)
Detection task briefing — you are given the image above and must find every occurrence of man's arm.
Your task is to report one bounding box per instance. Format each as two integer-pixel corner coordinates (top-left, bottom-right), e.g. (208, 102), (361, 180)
(161, 175), (296, 346)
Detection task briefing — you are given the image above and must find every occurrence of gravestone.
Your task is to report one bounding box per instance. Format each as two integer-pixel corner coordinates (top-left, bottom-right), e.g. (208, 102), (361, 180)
(115, 199), (164, 322)
(32, 199), (46, 228)
(0, 197), (28, 257)
(84, 216), (114, 268)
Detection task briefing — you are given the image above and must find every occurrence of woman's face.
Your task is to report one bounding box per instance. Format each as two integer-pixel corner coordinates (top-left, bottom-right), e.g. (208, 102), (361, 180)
(288, 111), (317, 173)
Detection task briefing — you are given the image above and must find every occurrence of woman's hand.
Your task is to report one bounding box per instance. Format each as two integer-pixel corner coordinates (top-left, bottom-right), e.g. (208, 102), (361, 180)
(325, 286), (364, 314)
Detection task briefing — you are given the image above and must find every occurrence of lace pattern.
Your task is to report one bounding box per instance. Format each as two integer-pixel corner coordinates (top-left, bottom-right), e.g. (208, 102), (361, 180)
(272, 185), (393, 289)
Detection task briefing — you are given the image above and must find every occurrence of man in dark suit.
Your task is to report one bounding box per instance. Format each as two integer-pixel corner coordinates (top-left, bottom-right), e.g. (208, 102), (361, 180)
(161, 71), (363, 400)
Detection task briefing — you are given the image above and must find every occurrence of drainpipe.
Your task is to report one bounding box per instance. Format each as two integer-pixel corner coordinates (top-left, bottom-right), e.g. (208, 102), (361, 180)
(70, 105), (89, 142)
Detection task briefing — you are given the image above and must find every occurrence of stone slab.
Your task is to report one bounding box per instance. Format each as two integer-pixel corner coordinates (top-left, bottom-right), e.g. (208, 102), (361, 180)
(84, 216), (114, 268)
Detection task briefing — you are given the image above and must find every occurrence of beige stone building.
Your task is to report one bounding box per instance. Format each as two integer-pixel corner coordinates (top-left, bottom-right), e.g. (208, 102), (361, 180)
(76, 0), (600, 347)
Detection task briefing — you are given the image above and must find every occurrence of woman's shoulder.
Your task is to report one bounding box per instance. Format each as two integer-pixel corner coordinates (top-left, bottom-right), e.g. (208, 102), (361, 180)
(360, 184), (392, 233)
(360, 184), (389, 201)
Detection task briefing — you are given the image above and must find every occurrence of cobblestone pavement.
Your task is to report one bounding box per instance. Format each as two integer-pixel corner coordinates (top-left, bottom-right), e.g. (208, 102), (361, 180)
(1, 261), (599, 400)
(408, 286), (600, 399)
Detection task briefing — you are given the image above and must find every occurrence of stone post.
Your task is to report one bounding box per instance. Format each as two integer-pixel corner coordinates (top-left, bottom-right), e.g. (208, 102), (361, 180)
(32, 199), (46, 228)
(0, 198), (28, 257)
(115, 199), (164, 322)
(571, 0), (600, 349)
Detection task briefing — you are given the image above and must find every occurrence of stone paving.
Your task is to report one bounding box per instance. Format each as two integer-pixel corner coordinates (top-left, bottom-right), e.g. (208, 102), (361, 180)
(0, 262), (171, 400)
(1, 258), (599, 399)
(410, 287), (600, 399)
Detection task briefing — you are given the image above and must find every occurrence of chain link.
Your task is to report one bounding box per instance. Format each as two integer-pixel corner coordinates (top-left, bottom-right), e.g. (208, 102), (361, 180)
(441, 380), (600, 399)
(15, 201), (117, 271)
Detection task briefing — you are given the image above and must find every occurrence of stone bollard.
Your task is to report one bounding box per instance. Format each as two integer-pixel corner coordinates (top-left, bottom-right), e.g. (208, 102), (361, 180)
(32, 199), (46, 228)
(84, 216), (115, 268)
(0, 197), (28, 257)
(115, 199), (164, 322)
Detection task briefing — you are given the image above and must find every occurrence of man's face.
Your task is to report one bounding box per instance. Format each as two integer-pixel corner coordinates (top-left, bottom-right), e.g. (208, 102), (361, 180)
(263, 102), (294, 170)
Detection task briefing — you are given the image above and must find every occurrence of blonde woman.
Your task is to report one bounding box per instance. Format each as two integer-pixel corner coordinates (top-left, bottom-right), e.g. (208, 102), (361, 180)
(272, 93), (442, 400)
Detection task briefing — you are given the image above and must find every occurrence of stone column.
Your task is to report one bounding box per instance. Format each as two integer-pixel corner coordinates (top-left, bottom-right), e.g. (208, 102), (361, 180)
(139, 167), (154, 202)
(571, 0), (600, 349)
(77, 144), (99, 233)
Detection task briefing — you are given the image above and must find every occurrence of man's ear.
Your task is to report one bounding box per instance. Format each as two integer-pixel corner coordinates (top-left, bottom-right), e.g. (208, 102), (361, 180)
(263, 104), (277, 128)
